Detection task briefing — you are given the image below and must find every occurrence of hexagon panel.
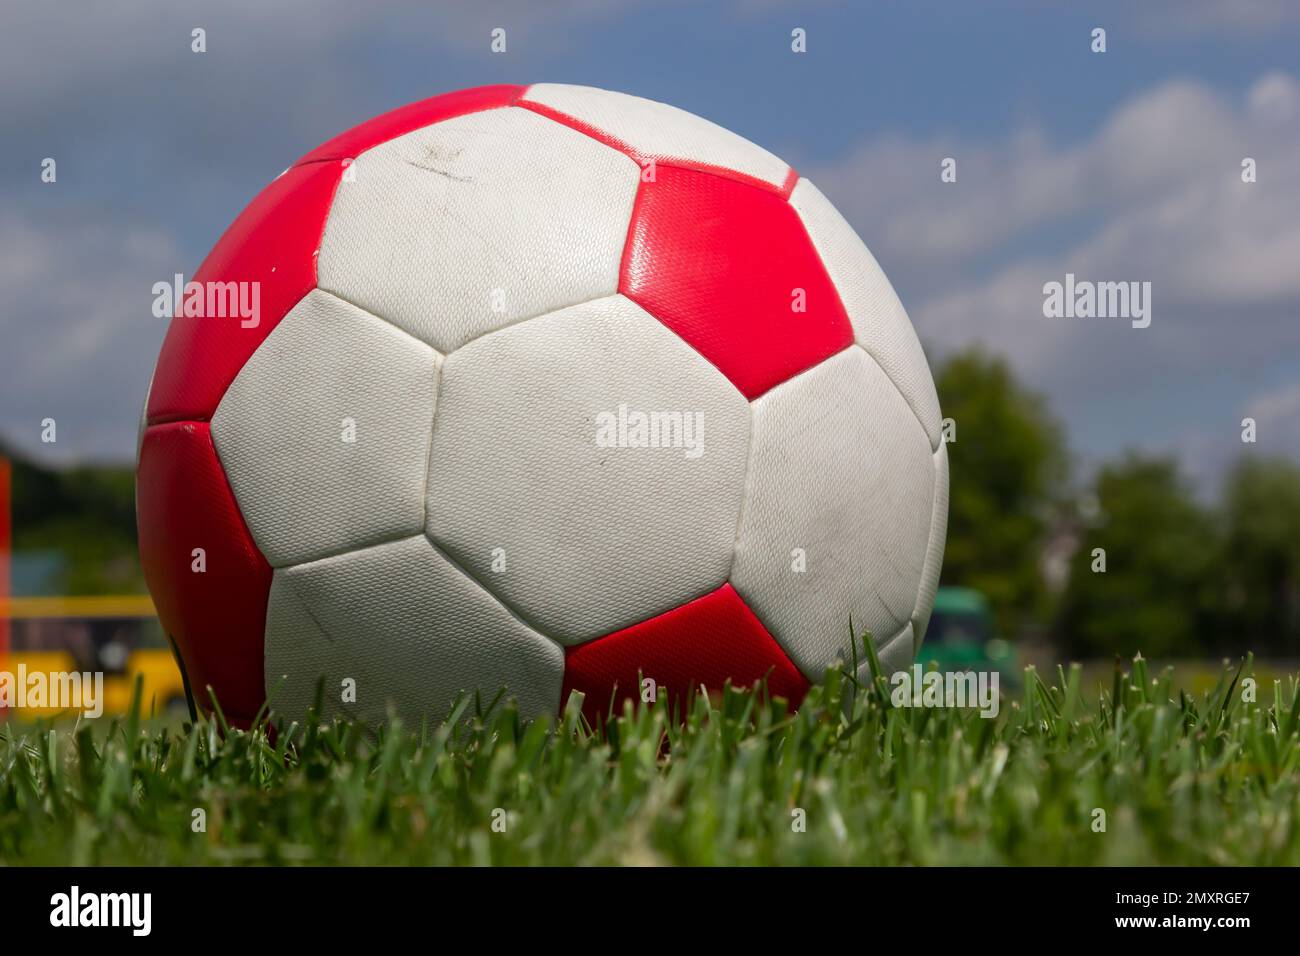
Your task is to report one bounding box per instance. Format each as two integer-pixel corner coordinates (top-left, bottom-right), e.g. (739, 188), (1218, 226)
(425, 294), (751, 645)
(317, 106), (640, 354)
(730, 346), (936, 681)
(265, 535), (565, 723)
(211, 289), (439, 568)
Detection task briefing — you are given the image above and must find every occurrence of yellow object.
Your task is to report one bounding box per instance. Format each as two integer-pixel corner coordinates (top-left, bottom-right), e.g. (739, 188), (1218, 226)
(0, 595), (187, 720)
(0, 595), (156, 619)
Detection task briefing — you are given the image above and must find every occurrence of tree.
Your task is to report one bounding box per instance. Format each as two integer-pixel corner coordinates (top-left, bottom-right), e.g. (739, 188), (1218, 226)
(1220, 456), (1300, 655)
(934, 349), (1067, 639)
(1, 440), (143, 594)
(1058, 455), (1220, 658)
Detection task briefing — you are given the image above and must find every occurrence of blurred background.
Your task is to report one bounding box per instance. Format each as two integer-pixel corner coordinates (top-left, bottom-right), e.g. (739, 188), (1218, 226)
(2, 1), (1298, 714)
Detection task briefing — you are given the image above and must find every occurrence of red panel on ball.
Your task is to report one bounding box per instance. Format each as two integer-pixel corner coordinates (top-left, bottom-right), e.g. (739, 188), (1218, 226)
(619, 165), (854, 400)
(561, 583), (809, 725)
(518, 98), (796, 198)
(293, 84), (525, 166)
(145, 161), (341, 425)
(137, 421), (271, 724)
(147, 86), (526, 426)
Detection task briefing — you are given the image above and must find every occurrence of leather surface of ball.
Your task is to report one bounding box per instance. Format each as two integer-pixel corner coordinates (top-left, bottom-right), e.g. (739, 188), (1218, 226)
(136, 84), (948, 726)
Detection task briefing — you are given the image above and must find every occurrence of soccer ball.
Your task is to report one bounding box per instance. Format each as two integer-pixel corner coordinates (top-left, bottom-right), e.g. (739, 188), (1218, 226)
(136, 84), (948, 727)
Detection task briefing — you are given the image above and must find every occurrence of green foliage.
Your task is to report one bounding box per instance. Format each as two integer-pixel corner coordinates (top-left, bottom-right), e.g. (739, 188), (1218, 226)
(3, 657), (1297, 865)
(2, 444), (142, 594)
(1220, 457), (1300, 654)
(934, 349), (1067, 638)
(933, 351), (1300, 658)
(1060, 455), (1221, 658)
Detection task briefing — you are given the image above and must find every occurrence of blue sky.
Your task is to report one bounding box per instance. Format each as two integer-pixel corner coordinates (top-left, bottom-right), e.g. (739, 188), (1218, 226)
(2, 0), (1298, 495)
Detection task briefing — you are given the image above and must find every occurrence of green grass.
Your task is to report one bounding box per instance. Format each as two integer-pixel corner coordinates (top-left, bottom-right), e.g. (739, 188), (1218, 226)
(2, 651), (1299, 865)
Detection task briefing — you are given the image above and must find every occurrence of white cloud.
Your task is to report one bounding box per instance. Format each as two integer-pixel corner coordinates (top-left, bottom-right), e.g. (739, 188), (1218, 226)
(809, 76), (1297, 276)
(804, 72), (1300, 405)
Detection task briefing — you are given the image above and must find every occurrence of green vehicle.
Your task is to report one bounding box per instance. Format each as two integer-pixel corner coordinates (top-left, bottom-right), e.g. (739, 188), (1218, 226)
(917, 586), (1017, 682)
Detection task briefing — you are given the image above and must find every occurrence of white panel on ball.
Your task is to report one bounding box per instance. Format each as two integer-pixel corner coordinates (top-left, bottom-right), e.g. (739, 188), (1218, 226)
(425, 294), (751, 645)
(521, 83), (791, 188)
(858, 622), (916, 688)
(265, 535), (565, 723)
(730, 346), (936, 680)
(211, 289), (439, 568)
(318, 106), (640, 354)
(910, 442), (950, 654)
(789, 177), (943, 450)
